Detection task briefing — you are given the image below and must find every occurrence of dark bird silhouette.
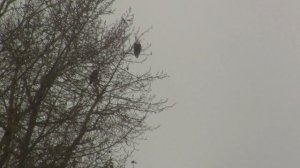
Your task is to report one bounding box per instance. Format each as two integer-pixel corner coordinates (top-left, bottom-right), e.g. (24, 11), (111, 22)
(89, 70), (99, 84)
(131, 160), (137, 168)
(134, 41), (141, 58)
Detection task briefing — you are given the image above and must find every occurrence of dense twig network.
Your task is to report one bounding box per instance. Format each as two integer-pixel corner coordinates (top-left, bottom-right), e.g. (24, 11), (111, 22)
(0, 0), (168, 167)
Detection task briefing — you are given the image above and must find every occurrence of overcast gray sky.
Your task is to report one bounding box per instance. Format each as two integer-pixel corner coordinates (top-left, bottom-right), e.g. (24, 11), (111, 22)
(115, 0), (300, 168)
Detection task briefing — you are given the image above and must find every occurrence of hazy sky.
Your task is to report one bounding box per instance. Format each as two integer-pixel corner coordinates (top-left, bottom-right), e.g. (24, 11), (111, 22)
(115, 0), (300, 168)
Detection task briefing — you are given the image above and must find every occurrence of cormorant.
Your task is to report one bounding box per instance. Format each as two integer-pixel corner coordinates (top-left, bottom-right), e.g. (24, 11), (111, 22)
(89, 70), (99, 84)
(134, 41), (141, 58)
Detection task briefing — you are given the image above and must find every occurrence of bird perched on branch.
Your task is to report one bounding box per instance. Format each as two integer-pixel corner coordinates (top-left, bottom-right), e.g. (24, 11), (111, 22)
(89, 69), (99, 84)
(131, 160), (137, 168)
(131, 160), (137, 164)
(134, 40), (141, 58)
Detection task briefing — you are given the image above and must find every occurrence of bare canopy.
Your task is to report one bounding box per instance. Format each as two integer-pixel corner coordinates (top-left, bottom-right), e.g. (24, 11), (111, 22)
(0, 0), (168, 167)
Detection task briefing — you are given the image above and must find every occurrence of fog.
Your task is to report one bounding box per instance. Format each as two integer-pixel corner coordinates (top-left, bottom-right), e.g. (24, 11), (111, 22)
(115, 1), (300, 168)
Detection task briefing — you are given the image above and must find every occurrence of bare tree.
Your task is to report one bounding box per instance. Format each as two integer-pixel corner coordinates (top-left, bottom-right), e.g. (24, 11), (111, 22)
(0, 0), (168, 167)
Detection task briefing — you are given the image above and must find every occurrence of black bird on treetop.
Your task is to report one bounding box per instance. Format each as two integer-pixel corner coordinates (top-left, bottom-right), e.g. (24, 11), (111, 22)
(89, 70), (99, 84)
(134, 40), (141, 58)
